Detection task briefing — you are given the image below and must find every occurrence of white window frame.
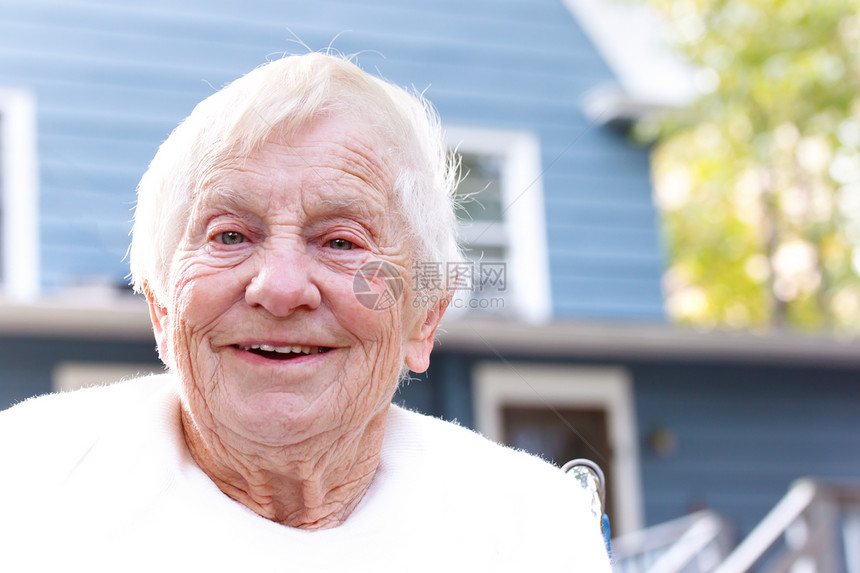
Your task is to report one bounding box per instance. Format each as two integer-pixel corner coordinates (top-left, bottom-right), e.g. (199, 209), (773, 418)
(0, 88), (39, 301)
(445, 127), (552, 323)
(53, 361), (162, 393)
(473, 361), (643, 535)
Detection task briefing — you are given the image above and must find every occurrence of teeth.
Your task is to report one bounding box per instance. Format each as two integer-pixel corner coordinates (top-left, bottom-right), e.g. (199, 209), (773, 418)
(243, 344), (322, 355)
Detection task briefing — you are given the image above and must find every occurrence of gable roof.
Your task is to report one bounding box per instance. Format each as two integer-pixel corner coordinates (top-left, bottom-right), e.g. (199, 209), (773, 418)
(563, 0), (699, 123)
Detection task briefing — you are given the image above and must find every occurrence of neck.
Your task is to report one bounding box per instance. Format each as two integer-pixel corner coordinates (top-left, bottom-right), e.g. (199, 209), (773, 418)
(181, 406), (387, 530)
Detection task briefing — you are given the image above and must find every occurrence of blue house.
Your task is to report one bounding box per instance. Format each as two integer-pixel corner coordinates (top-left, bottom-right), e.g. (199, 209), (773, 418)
(2, 0), (860, 544)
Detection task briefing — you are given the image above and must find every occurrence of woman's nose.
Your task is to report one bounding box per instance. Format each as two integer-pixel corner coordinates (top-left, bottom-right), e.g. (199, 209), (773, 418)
(244, 245), (322, 317)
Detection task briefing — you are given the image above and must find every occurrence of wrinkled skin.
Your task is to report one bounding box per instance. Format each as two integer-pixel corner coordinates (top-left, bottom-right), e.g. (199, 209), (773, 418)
(146, 114), (446, 528)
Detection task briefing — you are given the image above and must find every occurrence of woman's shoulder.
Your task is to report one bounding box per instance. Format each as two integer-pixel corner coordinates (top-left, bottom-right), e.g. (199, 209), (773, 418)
(387, 405), (561, 471)
(384, 404), (592, 503)
(0, 374), (174, 472)
(383, 405), (611, 569)
(1, 373), (170, 425)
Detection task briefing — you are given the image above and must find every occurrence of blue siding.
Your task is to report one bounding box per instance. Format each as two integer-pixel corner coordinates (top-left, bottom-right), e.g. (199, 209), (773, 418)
(633, 362), (860, 535)
(0, 336), (161, 409)
(394, 353), (476, 427)
(0, 0), (665, 319)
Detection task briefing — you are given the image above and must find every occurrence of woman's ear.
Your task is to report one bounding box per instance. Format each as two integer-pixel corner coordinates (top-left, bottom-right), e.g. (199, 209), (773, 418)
(404, 291), (452, 374)
(143, 281), (171, 366)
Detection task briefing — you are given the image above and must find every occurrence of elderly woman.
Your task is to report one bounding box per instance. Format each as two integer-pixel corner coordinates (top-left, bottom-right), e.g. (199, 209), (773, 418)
(0, 54), (610, 571)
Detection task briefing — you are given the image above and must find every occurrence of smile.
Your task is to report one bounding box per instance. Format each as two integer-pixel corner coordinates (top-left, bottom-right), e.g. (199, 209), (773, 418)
(234, 344), (332, 360)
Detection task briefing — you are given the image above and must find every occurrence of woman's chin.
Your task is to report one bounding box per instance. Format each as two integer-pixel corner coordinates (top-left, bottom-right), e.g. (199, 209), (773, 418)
(223, 393), (342, 446)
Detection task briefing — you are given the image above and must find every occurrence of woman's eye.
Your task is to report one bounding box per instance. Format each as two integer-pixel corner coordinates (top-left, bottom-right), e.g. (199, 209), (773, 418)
(328, 238), (354, 250)
(218, 231), (245, 245)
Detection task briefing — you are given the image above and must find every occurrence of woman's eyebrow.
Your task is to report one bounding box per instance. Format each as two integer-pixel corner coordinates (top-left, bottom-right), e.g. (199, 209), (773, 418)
(194, 177), (391, 231)
(196, 185), (262, 215)
(314, 195), (377, 218)
(308, 195), (390, 241)
(312, 194), (392, 231)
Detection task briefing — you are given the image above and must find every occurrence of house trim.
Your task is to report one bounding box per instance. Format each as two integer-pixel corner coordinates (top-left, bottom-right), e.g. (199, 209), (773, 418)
(0, 88), (39, 301)
(437, 319), (860, 368)
(4, 301), (860, 368)
(0, 296), (153, 340)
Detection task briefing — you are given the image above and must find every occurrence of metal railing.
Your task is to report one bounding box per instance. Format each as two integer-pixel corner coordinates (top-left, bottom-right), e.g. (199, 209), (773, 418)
(612, 510), (735, 573)
(712, 479), (860, 573)
(611, 479), (860, 573)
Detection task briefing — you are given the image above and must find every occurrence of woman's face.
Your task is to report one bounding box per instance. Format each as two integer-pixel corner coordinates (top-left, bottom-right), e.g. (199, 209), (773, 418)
(148, 115), (439, 446)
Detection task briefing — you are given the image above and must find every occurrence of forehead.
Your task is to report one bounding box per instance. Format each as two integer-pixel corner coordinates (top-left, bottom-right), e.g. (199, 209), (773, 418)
(198, 114), (396, 214)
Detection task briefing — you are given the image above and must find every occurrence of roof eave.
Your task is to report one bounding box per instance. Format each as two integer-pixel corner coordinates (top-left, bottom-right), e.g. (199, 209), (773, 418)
(437, 317), (860, 369)
(3, 298), (859, 369)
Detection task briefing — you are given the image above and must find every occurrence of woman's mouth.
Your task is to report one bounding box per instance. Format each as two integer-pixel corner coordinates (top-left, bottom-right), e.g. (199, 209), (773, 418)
(234, 344), (332, 361)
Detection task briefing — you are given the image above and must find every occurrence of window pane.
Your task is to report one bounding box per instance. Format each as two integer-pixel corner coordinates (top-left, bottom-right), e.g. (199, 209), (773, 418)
(455, 152), (504, 222)
(453, 151), (509, 315)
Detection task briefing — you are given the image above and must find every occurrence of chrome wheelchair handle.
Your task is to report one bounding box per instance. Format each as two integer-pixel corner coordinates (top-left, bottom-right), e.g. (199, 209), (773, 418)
(562, 458), (611, 558)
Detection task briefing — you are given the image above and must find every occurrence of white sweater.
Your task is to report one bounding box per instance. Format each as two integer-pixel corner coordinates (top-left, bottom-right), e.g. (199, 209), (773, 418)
(0, 375), (611, 572)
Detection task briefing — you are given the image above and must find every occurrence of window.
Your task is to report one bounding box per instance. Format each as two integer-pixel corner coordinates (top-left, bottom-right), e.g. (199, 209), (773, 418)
(472, 361), (643, 535)
(445, 127), (551, 323)
(0, 88), (39, 300)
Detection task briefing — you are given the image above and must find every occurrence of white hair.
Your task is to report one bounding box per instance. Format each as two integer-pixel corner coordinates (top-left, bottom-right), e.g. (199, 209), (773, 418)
(129, 52), (461, 303)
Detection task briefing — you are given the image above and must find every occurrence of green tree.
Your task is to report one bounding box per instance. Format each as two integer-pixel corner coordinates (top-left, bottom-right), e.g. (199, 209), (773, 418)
(639, 0), (860, 332)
